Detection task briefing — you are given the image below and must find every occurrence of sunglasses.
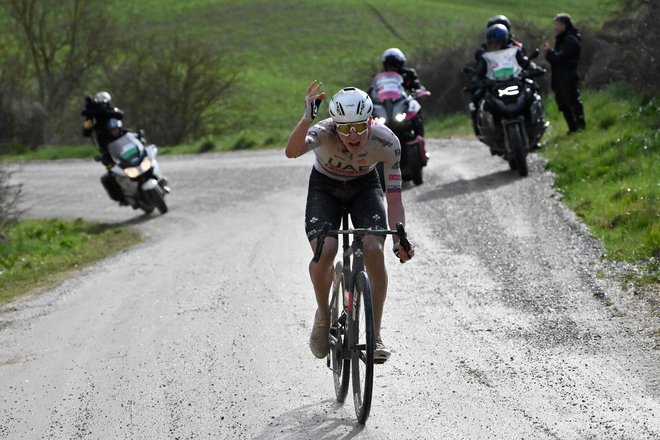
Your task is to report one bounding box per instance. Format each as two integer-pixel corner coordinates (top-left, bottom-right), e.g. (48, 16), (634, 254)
(336, 121), (369, 136)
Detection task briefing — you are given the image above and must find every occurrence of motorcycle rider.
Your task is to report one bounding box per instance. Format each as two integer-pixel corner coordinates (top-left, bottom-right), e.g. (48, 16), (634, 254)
(474, 15), (526, 62)
(82, 91), (125, 167)
(472, 24), (535, 84)
(285, 81), (414, 364)
(469, 24), (543, 147)
(380, 48), (426, 97)
(470, 18), (530, 136)
(82, 92), (169, 203)
(376, 48), (427, 138)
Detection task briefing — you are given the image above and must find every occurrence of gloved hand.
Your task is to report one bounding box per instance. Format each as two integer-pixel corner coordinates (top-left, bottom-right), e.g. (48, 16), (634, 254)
(393, 241), (414, 263)
(303, 80), (325, 122)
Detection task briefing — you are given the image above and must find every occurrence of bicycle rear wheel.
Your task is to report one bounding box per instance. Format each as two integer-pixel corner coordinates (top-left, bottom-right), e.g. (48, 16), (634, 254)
(350, 270), (375, 424)
(330, 262), (350, 403)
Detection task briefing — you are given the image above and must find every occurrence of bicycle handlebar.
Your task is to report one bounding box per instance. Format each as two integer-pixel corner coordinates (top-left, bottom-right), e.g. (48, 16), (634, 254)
(312, 222), (412, 264)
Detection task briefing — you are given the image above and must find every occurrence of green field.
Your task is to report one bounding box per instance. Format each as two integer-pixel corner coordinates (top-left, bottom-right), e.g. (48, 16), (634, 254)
(108, 0), (617, 148)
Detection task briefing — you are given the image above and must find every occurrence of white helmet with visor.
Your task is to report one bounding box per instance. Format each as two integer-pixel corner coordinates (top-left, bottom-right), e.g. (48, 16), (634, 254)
(328, 87), (373, 135)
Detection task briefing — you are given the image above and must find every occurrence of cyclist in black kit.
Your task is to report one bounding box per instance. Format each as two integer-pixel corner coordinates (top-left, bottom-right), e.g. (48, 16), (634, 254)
(285, 81), (414, 364)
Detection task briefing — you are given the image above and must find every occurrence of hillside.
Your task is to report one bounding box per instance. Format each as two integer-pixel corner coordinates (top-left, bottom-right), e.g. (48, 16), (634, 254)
(111, 0), (616, 147)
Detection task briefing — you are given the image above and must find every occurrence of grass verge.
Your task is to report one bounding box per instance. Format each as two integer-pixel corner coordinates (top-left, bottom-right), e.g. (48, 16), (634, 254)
(0, 218), (142, 304)
(541, 85), (658, 285)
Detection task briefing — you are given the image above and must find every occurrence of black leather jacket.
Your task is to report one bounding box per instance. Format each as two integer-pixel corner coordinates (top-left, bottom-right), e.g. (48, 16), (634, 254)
(398, 66), (424, 93)
(81, 99), (124, 138)
(545, 27), (582, 84)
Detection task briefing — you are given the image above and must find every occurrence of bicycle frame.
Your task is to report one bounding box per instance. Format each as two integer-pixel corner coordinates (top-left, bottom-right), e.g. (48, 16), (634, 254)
(312, 209), (410, 424)
(340, 212), (365, 315)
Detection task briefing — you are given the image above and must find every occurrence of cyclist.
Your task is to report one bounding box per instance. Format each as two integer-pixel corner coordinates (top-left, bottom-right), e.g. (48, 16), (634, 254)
(285, 81), (414, 364)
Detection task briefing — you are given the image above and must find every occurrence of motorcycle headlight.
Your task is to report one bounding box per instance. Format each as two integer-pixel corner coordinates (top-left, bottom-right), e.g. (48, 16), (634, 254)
(394, 113), (407, 122)
(124, 157), (151, 179)
(124, 166), (140, 179)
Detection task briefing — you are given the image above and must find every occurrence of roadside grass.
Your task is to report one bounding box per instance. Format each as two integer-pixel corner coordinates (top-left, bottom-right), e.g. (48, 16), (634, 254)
(426, 113), (474, 138)
(0, 219), (142, 304)
(541, 85), (659, 284)
(0, 145), (96, 162)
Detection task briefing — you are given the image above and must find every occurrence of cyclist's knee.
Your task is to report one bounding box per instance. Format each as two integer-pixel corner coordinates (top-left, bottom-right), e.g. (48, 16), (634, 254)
(363, 236), (385, 260)
(310, 238), (338, 267)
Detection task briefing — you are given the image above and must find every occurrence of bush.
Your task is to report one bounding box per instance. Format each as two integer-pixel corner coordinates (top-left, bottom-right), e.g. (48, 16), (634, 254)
(0, 167), (22, 239)
(232, 137), (257, 151)
(103, 36), (237, 146)
(583, 1), (659, 95)
(197, 139), (217, 154)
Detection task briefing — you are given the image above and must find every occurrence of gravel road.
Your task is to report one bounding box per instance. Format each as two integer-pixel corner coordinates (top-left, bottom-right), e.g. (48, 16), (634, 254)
(1, 139), (658, 439)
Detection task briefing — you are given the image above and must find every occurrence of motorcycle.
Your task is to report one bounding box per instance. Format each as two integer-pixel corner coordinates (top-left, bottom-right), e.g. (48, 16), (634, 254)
(463, 48), (548, 177)
(369, 71), (430, 186)
(89, 122), (170, 215)
(104, 131), (169, 214)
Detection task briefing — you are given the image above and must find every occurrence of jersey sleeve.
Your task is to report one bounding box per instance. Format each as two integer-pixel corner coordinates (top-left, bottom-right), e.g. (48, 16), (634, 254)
(303, 119), (330, 154)
(382, 135), (402, 193)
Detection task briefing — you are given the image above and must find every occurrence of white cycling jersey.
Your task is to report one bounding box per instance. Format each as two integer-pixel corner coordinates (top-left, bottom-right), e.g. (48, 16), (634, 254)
(303, 117), (402, 193)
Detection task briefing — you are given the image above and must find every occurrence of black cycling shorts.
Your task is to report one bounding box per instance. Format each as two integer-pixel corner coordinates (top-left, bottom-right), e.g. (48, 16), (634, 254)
(304, 167), (387, 241)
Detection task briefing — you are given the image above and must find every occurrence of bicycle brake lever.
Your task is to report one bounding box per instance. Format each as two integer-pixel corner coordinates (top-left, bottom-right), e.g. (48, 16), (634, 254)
(395, 223), (412, 263)
(312, 223), (331, 263)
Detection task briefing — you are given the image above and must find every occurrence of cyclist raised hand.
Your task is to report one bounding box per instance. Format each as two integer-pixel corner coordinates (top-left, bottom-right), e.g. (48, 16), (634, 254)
(286, 80), (414, 364)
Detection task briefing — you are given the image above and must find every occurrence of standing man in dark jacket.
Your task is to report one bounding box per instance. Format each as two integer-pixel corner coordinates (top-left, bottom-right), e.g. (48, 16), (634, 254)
(542, 13), (586, 133)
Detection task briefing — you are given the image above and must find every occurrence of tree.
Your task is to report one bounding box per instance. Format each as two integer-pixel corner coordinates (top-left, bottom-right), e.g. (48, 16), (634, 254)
(5, 0), (116, 141)
(0, 30), (47, 149)
(104, 36), (238, 146)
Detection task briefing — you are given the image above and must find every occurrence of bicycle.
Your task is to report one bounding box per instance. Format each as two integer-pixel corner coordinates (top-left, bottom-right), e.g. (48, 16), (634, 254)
(312, 210), (411, 424)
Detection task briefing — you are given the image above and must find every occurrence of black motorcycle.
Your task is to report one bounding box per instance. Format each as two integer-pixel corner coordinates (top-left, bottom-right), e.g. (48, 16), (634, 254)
(463, 49), (548, 177)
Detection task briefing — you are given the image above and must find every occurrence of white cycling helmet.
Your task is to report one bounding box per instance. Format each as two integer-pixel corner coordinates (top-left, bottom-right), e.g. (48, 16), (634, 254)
(93, 91), (112, 104)
(328, 87), (373, 123)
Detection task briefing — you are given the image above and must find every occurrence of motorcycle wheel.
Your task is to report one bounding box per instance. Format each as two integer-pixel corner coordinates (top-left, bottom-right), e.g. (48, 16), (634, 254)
(146, 187), (168, 214)
(409, 145), (424, 185)
(506, 125), (528, 177)
(154, 191), (168, 214)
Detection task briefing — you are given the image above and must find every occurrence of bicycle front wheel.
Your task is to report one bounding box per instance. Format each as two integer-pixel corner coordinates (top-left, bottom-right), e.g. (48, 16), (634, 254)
(350, 270), (375, 424)
(330, 262), (350, 403)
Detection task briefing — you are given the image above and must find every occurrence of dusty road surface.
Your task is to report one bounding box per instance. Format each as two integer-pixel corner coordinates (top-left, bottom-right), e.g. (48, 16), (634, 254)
(1, 139), (659, 439)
